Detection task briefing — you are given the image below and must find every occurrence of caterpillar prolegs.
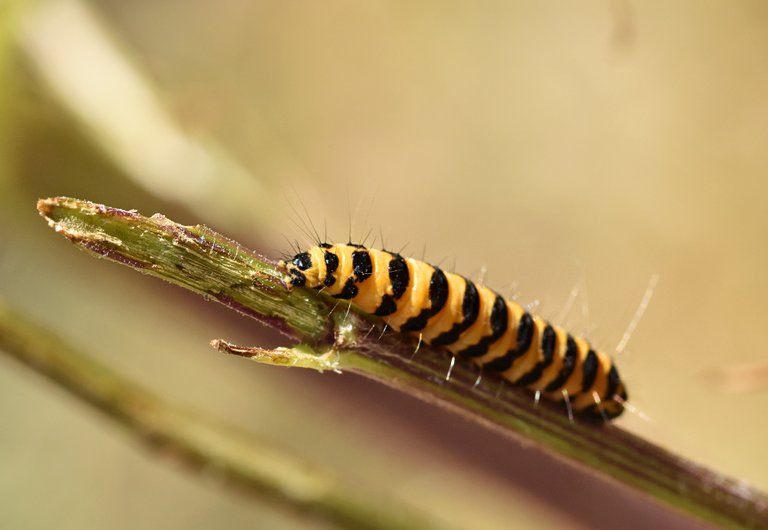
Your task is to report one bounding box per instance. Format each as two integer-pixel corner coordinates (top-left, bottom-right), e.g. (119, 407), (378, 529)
(284, 243), (627, 421)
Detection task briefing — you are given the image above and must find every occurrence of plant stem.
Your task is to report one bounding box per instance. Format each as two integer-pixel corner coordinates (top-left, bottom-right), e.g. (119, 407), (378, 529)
(0, 300), (441, 530)
(38, 196), (768, 529)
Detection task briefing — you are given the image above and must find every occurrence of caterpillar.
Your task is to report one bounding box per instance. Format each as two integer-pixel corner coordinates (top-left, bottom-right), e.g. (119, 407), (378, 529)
(283, 243), (627, 421)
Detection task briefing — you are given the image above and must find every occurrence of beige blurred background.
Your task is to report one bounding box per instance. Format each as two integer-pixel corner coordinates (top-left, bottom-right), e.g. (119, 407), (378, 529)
(2, 1), (768, 528)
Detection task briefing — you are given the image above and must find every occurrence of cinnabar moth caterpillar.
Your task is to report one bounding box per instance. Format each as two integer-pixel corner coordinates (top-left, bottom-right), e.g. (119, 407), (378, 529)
(284, 243), (627, 421)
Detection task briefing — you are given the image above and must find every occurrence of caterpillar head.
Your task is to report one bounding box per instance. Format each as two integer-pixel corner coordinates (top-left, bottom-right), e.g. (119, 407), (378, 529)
(284, 248), (323, 287)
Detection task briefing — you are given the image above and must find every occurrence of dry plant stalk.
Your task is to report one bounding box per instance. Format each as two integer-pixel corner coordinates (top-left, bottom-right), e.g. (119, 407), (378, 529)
(35, 197), (768, 529)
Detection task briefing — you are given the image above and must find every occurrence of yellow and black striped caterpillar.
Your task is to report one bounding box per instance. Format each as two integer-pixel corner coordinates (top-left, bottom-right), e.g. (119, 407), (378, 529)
(284, 243), (627, 421)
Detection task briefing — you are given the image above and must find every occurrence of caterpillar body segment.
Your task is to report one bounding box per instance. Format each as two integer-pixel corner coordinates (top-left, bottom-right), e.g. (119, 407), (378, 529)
(285, 243), (627, 421)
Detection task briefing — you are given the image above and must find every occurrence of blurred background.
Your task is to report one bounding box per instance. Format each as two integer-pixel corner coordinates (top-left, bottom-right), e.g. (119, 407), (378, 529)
(2, 1), (768, 528)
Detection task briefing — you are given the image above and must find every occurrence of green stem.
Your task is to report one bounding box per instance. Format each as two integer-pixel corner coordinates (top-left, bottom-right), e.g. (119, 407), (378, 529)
(38, 197), (768, 529)
(0, 301), (441, 530)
